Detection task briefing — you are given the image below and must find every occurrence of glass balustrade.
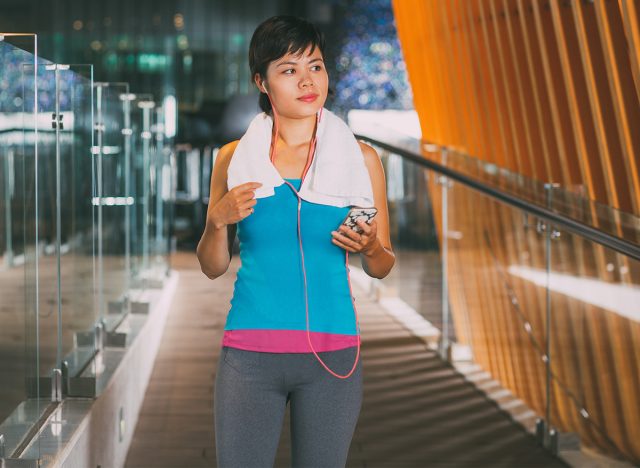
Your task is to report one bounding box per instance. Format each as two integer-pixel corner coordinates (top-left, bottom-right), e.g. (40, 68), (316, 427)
(547, 218), (640, 462)
(359, 132), (640, 465)
(129, 94), (155, 293)
(93, 82), (132, 342)
(0, 32), (43, 462)
(0, 35), (175, 462)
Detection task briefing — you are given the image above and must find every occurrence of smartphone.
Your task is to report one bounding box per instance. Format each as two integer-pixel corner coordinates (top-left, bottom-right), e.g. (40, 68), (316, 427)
(340, 207), (378, 234)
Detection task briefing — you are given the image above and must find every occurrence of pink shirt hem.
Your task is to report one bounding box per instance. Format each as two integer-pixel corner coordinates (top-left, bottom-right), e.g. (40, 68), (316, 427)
(222, 329), (360, 353)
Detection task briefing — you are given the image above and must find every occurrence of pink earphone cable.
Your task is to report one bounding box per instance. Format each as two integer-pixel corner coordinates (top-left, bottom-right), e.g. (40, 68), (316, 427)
(266, 92), (360, 379)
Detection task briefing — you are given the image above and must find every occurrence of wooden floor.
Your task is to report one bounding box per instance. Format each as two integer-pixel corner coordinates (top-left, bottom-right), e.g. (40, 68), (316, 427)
(124, 251), (565, 468)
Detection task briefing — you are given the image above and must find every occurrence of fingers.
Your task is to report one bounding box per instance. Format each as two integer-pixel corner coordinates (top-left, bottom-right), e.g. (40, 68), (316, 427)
(240, 198), (258, 213)
(232, 182), (262, 202)
(331, 232), (358, 252)
(238, 181), (263, 190)
(331, 220), (378, 253)
(331, 226), (362, 251)
(231, 182), (262, 196)
(356, 218), (376, 235)
(331, 237), (356, 253)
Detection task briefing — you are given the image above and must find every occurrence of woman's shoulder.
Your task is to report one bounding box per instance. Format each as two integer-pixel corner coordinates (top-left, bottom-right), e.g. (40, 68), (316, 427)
(218, 140), (241, 162)
(357, 140), (380, 164)
(215, 140), (241, 178)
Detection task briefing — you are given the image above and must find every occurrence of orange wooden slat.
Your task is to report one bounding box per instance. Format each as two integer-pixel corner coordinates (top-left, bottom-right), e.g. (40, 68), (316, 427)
(514, 0), (556, 181)
(618, 0), (640, 104)
(593, 0), (640, 214)
(486, 0), (523, 173)
(570, 1), (630, 211)
(472, 0), (510, 167)
(529, 1), (571, 184)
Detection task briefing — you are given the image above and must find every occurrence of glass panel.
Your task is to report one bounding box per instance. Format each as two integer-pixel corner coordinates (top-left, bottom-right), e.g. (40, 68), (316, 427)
(548, 222), (640, 461)
(55, 64), (96, 396)
(32, 61), (65, 409)
(357, 131), (640, 465)
(129, 94), (155, 294)
(173, 145), (202, 248)
(362, 138), (554, 440)
(147, 104), (170, 283)
(364, 145), (445, 341)
(94, 82), (131, 337)
(0, 33), (45, 460)
(444, 175), (551, 429)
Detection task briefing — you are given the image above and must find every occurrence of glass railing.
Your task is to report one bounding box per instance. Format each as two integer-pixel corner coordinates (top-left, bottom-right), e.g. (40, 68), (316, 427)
(0, 35), (175, 462)
(355, 131), (640, 465)
(148, 104), (172, 282)
(94, 82), (132, 344)
(0, 32), (43, 462)
(129, 94), (159, 292)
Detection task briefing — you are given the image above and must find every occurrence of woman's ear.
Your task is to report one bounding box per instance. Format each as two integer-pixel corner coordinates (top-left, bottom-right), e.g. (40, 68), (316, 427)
(254, 74), (267, 94)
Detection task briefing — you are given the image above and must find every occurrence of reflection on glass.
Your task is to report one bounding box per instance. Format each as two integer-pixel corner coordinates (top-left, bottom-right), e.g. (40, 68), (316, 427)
(0, 33), (45, 460)
(0, 33), (176, 461)
(94, 82), (131, 329)
(356, 131), (640, 464)
(546, 226), (640, 461)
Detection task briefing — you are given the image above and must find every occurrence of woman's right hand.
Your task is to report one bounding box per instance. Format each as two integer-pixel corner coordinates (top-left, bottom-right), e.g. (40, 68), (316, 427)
(207, 182), (262, 229)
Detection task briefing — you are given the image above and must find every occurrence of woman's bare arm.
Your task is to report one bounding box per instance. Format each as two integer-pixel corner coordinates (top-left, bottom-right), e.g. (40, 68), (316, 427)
(196, 141), (239, 279)
(357, 141), (395, 279)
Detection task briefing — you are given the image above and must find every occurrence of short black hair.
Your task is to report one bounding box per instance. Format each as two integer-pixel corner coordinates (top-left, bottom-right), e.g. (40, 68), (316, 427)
(248, 15), (334, 114)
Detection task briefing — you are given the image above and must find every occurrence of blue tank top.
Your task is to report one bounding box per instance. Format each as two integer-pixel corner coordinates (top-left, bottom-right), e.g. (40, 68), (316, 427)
(223, 178), (359, 340)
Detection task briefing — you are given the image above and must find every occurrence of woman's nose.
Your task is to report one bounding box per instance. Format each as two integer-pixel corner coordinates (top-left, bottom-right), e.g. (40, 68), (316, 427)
(299, 72), (313, 88)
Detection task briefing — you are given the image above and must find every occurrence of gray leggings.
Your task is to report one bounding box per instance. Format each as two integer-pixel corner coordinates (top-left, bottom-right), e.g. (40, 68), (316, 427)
(214, 345), (363, 468)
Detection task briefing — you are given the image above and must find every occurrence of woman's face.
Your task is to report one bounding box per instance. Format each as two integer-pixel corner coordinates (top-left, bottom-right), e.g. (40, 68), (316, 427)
(258, 44), (328, 119)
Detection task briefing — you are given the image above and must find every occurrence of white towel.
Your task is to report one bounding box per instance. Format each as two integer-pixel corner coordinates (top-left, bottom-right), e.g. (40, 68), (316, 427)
(226, 107), (375, 208)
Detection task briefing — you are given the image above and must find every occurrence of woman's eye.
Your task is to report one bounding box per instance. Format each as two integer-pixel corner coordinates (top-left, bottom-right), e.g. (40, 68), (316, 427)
(312, 65), (323, 71)
(284, 69), (295, 74)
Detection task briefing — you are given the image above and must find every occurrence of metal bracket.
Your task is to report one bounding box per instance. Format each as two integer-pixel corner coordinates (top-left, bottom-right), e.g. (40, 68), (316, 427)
(137, 101), (155, 109)
(535, 418), (545, 445)
(61, 360), (69, 396)
(45, 64), (70, 71)
(535, 218), (561, 239)
(51, 113), (64, 130)
(95, 320), (105, 352)
(549, 427), (558, 455)
(51, 368), (62, 402)
(435, 175), (453, 188)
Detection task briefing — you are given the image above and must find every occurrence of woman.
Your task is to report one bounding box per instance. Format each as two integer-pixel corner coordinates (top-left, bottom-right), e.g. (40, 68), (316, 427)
(197, 15), (395, 468)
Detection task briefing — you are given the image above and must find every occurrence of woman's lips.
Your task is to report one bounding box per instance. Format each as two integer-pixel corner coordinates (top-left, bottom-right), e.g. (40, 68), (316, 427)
(298, 94), (318, 103)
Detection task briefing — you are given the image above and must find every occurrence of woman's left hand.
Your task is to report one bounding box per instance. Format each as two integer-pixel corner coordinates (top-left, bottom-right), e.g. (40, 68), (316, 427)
(331, 219), (379, 255)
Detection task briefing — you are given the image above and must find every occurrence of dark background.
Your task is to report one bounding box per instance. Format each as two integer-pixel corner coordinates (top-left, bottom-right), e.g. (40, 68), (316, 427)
(0, 0), (347, 145)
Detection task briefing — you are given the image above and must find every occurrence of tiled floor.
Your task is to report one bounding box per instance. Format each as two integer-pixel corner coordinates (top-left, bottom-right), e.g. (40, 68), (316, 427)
(124, 251), (564, 467)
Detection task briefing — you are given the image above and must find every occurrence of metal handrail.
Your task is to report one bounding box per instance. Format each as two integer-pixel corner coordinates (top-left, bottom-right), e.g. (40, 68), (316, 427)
(355, 134), (640, 262)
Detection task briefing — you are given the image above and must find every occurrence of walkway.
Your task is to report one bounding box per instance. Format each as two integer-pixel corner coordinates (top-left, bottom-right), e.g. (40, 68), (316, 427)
(124, 251), (564, 467)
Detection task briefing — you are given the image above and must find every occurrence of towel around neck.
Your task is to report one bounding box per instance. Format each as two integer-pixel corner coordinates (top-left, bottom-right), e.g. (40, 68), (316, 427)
(226, 107), (375, 208)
